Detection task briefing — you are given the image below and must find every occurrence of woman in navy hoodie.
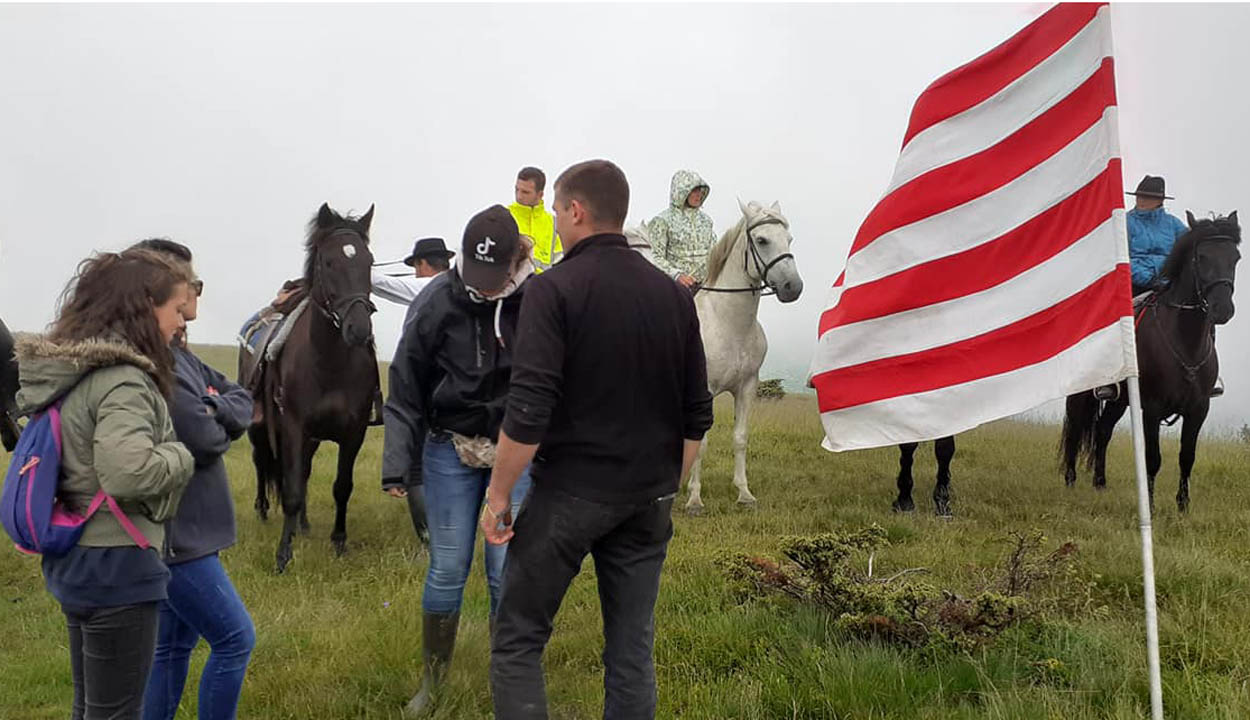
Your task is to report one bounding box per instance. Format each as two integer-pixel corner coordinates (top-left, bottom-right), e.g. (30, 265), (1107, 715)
(134, 240), (256, 720)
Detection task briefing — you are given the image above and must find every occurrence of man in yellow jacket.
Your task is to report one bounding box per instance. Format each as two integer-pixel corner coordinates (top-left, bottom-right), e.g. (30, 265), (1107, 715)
(508, 166), (563, 272)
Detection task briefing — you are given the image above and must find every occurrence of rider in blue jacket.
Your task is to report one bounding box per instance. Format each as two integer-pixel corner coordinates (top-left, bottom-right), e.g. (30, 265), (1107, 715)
(1126, 175), (1188, 295)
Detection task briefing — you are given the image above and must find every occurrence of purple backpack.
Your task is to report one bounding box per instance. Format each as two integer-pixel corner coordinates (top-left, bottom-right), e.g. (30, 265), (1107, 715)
(1, 401), (149, 556)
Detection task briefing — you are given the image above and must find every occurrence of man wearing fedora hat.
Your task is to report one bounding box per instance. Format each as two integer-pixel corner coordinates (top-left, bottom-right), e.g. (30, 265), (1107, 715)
(1125, 175), (1187, 297)
(371, 236), (456, 306)
(1096, 175), (1222, 399)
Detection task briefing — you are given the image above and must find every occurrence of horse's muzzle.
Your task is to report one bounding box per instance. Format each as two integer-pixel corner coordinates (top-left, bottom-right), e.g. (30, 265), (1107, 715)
(775, 278), (804, 304)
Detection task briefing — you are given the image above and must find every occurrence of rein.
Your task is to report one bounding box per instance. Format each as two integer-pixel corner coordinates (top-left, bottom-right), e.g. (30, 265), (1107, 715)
(1149, 232), (1237, 383)
(698, 217), (794, 296)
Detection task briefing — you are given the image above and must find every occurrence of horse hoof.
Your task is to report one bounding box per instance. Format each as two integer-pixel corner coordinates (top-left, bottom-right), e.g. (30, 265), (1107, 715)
(685, 504), (704, 517)
(256, 508), (269, 522)
(275, 555), (292, 574)
(299, 523), (311, 536)
(332, 538), (347, 557)
(737, 499), (758, 511)
(892, 499), (915, 513)
(1177, 498), (1190, 514)
(935, 505), (954, 519)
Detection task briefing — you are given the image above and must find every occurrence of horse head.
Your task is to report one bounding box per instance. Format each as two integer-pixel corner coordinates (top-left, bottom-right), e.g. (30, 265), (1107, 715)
(1166, 210), (1241, 325)
(305, 203), (377, 347)
(735, 199), (803, 303)
(624, 222), (656, 264)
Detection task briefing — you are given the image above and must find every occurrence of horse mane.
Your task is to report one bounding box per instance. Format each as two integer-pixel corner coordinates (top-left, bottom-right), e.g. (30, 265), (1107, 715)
(1159, 213), (1242, 284)
(704, 216), (747, 286)
(705, 205), (790, 285)
(303, 210), (372, 284)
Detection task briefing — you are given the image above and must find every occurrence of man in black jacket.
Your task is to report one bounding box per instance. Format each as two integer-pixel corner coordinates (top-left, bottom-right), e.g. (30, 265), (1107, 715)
(481, 160), (714, 720)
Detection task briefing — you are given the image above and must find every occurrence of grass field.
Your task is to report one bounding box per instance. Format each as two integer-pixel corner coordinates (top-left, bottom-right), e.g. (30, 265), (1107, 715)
(2, 345), (1248, 719)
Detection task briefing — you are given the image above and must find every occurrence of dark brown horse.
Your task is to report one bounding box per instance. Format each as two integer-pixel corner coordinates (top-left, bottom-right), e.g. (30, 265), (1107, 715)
(246, 203), (380, 572)
(893, 436), (956, 516)
(1062, 211), (1240, 511)
(0, 318), (20, 452)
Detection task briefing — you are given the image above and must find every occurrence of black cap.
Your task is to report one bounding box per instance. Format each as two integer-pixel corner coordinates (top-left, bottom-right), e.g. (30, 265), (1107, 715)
(1126, 175), (1174, 200)
(403, 237), (455, 266)
(461, 205), (520, 291)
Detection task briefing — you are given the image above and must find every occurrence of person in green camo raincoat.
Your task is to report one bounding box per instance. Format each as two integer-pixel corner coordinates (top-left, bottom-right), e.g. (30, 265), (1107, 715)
(647, 169), (716, 291)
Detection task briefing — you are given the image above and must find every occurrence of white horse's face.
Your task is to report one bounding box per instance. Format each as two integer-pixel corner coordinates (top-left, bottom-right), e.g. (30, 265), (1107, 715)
(741, 200), (803, 303)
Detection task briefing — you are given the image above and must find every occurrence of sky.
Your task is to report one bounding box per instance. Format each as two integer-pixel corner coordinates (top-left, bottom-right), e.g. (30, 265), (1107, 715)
(2, 3), (1248, 429)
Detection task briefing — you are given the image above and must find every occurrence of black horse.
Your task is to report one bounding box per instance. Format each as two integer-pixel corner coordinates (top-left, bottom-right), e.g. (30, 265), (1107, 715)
(893, 436), (956, 516)
(0, 318), (20, 452)
(1062, 211), (1240, 511)
(246, 203), (380, 572)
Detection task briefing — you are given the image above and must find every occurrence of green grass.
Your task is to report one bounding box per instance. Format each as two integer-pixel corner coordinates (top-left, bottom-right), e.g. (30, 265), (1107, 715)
(2, 344), (1249, 719)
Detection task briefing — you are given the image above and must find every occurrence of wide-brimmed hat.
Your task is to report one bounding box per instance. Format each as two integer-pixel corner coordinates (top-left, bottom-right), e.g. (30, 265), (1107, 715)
(460, 205), (520, 291)
(1126, 175), (1174, 200)
(403, 237), (456, 266)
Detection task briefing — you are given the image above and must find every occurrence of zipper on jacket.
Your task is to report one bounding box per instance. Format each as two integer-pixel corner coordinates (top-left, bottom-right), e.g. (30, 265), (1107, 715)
(474, 317), (483, 369)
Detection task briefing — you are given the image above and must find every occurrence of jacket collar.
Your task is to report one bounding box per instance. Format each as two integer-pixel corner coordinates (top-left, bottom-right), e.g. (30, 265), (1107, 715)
(561, 233), (627, 262)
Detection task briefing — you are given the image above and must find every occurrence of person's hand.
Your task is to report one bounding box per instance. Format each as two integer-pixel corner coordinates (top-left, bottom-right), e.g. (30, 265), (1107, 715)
(677, 274), (697, 288)
(206, 385), (220, 396)
(479, 489), (514, 545)
(386, 486), (408, 498)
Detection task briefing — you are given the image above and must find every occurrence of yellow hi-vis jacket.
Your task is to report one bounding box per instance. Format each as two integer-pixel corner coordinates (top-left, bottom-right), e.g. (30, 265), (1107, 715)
(508, 201), (563, 273)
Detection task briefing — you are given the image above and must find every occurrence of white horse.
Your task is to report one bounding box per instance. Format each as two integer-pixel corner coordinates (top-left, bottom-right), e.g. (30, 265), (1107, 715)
(628, 200), (802, 513)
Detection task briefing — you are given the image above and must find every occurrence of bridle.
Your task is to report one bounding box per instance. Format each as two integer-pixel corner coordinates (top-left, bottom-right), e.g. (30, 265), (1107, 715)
(314, 228), (377, 329)
(1151, 232), (1238, 381)
(699, 216), (794, 295)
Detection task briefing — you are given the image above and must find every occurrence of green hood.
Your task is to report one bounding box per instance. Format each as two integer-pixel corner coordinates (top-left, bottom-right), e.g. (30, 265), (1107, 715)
(669, 169), (710, 210)
(15, 333), (157, 415)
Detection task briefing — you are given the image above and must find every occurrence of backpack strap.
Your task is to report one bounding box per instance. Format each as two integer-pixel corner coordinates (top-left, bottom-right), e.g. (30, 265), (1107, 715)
(83, 490), (151, 550)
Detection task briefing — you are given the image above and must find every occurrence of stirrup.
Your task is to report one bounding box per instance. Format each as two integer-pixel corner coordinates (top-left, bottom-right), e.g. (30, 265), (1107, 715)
(1093, 384), (1119, 401)
(1211, 378), (1225, 398)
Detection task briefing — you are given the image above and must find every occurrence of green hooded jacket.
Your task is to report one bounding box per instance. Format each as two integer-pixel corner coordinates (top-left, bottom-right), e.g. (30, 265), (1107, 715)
(15, 334), (193, 548)
(647, 169), (717, 281)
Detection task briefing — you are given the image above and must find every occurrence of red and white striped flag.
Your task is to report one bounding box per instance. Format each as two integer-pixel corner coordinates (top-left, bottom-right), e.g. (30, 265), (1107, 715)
(810, 3), (1135, 451)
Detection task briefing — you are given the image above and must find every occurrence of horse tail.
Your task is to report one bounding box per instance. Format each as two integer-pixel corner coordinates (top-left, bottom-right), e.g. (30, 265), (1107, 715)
(1060, 392), (1101, 470)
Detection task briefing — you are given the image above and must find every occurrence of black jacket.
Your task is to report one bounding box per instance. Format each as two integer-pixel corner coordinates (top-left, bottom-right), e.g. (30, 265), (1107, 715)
(165, 345), (253, 564)
(502, 233), (714, 504)
(382, 270), (527, 487)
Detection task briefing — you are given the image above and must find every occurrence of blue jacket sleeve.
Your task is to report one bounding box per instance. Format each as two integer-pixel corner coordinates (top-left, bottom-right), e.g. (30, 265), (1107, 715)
(171, 357), (232, 469)
(199, 360), (253, 439)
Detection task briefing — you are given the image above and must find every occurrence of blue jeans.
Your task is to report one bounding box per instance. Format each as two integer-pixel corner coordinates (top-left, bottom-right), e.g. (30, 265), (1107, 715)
(422, 434), (532, 615)
(142, 553), (256, 720)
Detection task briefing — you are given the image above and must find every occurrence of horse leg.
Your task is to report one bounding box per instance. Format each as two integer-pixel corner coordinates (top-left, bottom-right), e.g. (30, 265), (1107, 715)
(1142, 415), (1163, 512)
(1061, 395), (1088, 487)
(331, 430), (365, 557)
(731, 381), (757, 507)
(1092, 399), (1127, 489)
(276, 435), (317, 574)
(933, 436), (955, 517)
(1176, 403), (1208, 513)
(250, 426), (271, 522)
(684, 438), (707, 516)
(893, 443), (917, 513)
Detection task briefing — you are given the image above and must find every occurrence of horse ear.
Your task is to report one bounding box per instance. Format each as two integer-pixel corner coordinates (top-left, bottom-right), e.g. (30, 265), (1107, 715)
(317, 203), (337, 228)
(1186, 210), (1197, 229)
(1229, 210), (1239, 227)
(770, 200), (782, 213)
(359, 204), (375, 234)
(737, 197), (750, 216)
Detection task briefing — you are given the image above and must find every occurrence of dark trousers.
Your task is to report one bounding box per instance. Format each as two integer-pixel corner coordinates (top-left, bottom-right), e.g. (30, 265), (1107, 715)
(490, 485), (675, 720)
(64, 602), (160, 720)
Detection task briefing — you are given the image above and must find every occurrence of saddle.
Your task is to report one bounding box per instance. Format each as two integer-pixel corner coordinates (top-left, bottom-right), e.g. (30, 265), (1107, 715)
(237, 280), (310, 425)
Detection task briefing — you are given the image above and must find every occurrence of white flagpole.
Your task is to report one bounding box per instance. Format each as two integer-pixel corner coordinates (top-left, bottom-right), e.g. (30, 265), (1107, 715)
(1126, 375), (1164, 720)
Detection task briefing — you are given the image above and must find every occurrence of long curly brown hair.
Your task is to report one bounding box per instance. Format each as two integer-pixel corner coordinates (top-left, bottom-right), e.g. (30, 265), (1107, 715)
(49, 248), (192, 397)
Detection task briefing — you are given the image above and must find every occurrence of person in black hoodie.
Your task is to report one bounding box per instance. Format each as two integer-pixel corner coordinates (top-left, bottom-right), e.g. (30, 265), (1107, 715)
(131, 240), (256, 720)
(384, 206), (534, 717)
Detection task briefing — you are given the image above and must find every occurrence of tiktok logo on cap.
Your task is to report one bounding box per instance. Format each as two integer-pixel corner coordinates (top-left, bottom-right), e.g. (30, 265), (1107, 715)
(476, 236), (496, 262)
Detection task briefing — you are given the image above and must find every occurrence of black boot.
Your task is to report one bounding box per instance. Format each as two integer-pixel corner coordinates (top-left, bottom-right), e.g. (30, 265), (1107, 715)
(404, 612), (460, 717)
(406, 484), (430, 547)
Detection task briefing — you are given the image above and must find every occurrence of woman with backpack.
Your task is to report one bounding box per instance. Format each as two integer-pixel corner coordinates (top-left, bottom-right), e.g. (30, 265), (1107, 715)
(130, 240), (257, 720)
(13, 248), (196, 720)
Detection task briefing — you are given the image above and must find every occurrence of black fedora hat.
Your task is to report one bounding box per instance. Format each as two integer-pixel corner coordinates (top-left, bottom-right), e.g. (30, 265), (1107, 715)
(403, 237), (456, 266)
(1126, 175), (1174, 200)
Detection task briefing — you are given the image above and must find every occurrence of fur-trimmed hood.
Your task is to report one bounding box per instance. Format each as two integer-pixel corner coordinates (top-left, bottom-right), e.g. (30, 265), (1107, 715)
(15, 333), (157, 415)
